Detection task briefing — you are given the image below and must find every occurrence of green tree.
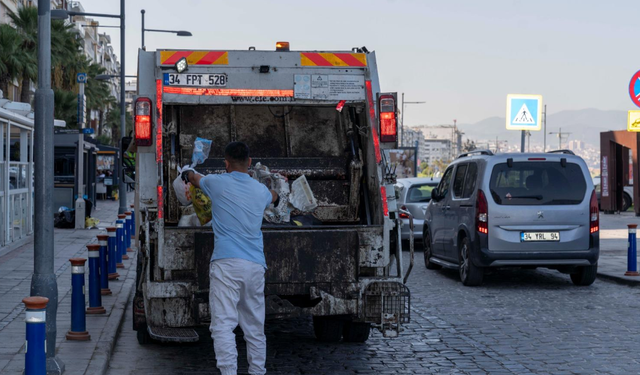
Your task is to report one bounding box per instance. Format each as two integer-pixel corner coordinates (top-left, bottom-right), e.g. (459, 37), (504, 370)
(9, 6), (37, 104)
(0, 24), (29, 98)
(103, 105), (132, 146)
(54, 89), (77, 128)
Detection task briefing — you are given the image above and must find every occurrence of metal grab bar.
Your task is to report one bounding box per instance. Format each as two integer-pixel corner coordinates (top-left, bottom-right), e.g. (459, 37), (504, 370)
(399, 209), (415, 284)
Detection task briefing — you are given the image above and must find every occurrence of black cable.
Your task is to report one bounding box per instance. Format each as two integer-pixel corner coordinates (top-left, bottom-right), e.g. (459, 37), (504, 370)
(268, 106), (292, 118)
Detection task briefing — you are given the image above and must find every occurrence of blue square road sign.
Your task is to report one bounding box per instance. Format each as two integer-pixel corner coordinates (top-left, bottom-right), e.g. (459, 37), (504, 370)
(506, 94), (542, 131)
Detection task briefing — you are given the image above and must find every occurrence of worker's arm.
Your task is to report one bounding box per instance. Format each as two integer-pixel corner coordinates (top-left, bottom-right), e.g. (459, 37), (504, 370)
(270, 190), (278, 204)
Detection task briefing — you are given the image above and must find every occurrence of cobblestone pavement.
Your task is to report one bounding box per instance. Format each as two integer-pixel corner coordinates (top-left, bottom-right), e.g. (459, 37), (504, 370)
(107, 250), (640, 375)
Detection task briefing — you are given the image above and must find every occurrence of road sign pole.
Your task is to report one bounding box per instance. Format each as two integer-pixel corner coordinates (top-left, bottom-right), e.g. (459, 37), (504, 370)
(520, 130), (525, 153)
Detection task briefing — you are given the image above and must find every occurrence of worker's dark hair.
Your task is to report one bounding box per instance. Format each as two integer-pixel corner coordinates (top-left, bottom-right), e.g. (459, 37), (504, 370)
(224, 141), (250, 165)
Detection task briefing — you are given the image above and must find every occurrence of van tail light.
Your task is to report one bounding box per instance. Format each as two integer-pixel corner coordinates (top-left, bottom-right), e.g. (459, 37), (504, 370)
(135, 97), (152, 146)
(399, 205), (409, 219)
(379, 94), (397, 142)
(590, 189), (599, 234)
(476, 189), (488, 234)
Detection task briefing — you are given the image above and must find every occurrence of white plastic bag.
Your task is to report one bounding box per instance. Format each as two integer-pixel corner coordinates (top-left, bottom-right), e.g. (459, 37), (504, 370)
(173, 165), (192, 206)
(191, 137), (212, 167)
(290, 175), (317, 212)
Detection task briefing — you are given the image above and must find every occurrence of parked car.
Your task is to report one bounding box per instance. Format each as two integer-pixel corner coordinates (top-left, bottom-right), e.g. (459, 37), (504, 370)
(395, 177), (441, 243)
(423, 150), (599, 286)
(592, 176), (632, 211)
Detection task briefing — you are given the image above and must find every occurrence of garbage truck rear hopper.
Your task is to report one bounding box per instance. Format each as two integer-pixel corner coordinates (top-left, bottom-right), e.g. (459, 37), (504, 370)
(131, 46), (414, 344)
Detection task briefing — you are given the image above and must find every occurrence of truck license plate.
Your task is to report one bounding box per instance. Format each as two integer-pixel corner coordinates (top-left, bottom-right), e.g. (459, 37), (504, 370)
(164, 73), (227, 87)
(522, 232), (560, 242)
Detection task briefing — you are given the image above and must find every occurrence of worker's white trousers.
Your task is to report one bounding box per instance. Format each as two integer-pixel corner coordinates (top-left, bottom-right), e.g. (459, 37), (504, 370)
(209, 258), (267, 375)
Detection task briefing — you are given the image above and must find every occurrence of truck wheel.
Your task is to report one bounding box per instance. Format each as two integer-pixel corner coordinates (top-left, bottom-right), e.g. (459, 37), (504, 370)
(570, 264), (597, 286)
(313, 316), (344, 343)
(342, 321), (371, 343)
(459, 237), (483, 286)
(136, 323), (152, 345)
(423, 230), (441, 270)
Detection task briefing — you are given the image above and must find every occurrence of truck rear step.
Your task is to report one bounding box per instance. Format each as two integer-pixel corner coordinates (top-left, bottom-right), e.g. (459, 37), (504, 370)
(147, 326), (199, 343)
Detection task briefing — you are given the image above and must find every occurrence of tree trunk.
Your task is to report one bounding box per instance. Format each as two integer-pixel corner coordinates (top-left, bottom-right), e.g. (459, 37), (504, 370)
(20, 76), (31, 104)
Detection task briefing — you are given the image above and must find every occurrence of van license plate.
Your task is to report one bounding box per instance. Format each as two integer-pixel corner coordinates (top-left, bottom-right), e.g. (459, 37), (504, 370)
(164, 73), (227, 87)
(522, 232), (560, 242)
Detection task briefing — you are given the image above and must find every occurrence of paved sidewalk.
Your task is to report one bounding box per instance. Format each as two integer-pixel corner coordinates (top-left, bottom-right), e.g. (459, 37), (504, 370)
(598, 212), (640, 285)
(0, 195), (136, 375)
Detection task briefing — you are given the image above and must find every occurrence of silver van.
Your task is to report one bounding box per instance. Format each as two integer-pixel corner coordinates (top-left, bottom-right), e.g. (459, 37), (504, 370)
(423, 150), (599, 286)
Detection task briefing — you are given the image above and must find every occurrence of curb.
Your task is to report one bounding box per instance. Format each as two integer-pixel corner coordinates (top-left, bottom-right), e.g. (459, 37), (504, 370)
(597, 271), (640, 287)
(84, 252), (137, 375)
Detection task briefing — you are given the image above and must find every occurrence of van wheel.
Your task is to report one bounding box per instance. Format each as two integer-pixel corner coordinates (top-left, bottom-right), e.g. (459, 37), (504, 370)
(342, 321), (371, 343)
(313, 316), (344, 342)
(459, 237), (483, 286)
(423, 230), (441, 270)
(570, 264), (597, 286)
(622, 193), (632, 212)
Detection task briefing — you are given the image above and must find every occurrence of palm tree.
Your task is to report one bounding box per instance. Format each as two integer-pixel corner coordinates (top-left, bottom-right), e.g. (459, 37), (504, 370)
(9, 6), (37, 104)
(51, 20), (81, 91)
(54, 89), (77, 128)
(0, 24), (28, 99)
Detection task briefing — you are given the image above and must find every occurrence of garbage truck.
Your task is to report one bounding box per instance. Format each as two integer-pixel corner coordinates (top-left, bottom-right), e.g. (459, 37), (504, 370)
(131, 43), (414, 344)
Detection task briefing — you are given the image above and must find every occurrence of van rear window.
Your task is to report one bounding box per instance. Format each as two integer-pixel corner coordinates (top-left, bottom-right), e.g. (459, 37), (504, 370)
(489, 162), (586, 205)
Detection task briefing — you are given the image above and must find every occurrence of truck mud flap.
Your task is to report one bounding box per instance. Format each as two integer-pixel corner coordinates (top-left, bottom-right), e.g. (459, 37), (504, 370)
(363, 281), (410, 338)
(147, 325), (199, 343)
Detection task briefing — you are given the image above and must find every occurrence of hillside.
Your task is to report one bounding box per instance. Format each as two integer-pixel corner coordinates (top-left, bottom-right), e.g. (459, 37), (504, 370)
(458, 109), (628, 147)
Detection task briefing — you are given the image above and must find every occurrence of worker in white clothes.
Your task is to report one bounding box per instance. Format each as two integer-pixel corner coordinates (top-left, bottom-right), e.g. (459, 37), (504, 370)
(182, 141), (278, 375)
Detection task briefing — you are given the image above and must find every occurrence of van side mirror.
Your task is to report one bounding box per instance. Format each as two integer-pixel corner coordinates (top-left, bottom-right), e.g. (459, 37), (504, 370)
(431, 190), (441, 202)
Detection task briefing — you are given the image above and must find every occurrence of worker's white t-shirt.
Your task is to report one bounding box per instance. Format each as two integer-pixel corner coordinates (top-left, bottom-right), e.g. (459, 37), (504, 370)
(199, 171), (272, 268)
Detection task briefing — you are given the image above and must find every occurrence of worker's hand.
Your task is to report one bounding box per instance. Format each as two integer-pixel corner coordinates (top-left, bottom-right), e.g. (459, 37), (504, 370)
(180, 166), (197, 184)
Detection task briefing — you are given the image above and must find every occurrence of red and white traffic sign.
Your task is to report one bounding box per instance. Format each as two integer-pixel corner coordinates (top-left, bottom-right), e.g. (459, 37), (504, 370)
(629, 70), (640, 108)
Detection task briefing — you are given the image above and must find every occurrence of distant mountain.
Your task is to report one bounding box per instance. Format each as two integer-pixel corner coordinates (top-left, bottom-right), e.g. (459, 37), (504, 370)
(459, 109), (628, 147)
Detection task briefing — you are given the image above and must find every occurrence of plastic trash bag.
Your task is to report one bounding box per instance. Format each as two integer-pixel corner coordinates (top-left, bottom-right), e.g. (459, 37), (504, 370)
(178, 213), (202, 227)
(54, 209), (75, 229)
(85, 217), (100, 229)
(192, 137), (212, 167)
(189, 184), (212, 225)
(173, 165), (192, 206)
(253, 163), (291, 223)
(290, 175), (318, 212)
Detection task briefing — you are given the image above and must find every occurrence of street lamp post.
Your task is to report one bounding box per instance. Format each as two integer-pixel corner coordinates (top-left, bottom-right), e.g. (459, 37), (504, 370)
(141, 9), (192, 50)
(52, 4), (128, 213)
(400, 92), (425, 147)
(32, 1), (64, 372)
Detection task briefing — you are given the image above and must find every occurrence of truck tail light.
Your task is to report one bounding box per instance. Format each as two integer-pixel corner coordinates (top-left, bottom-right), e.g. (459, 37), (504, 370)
(135, 97), (152, 146)
(590, 189), (599, 233)
(399, 205), (409, 219)
(381, 186), (389, 217)
(379, 94), (397, 142)
(476, 189), (488, 234)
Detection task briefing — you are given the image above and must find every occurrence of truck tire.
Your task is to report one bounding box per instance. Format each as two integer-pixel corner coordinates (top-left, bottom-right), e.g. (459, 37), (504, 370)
(570, 264), (597, 286)
(313, 316), (344, 343)
(137, 323), (152, 345)
(459, 237), (483, 286)
(342, 321), (371, 343)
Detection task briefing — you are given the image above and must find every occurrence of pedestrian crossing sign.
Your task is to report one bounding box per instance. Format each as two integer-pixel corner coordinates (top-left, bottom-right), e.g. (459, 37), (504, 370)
(506, 94), (543, 131)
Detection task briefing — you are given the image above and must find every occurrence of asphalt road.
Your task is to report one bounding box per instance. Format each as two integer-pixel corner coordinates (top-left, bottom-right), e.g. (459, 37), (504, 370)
(107, 252), (640, 375)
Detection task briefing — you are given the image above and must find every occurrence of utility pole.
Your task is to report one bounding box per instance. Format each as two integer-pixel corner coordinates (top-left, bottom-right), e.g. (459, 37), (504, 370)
(542, 105), (547, 152)
(520, 130), (525, 153)
(549, 127), (571, 150)
(32, 0), (64, 372)
(75, 74), (87, 229)
(118, 0), (127, 214)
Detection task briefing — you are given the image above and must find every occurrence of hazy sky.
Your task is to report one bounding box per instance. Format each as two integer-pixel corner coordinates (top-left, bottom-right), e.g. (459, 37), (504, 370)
(77, 0), (640, 126)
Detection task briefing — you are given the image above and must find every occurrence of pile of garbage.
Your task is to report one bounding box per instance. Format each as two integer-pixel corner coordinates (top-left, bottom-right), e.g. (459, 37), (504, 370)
(172, 138), (318, 226)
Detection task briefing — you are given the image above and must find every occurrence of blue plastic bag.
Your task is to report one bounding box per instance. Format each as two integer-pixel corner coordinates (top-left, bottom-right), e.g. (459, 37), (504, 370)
(191, 137), (212, 167)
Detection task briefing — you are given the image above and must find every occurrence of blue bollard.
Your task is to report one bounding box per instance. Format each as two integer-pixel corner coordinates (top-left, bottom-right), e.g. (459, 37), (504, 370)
(107, 227), (120, 280)
(130, 205), (136, 241)
(116, 217), (126, 266)
(121, 214), (130, 260)
(125, 211), (133, 254)
(66, 258), (90, 341)
(86, 244), (106, 315)
(97, 235), (112, 295)
(23, 296), (48, 375)
(626, 224), (640, 276)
